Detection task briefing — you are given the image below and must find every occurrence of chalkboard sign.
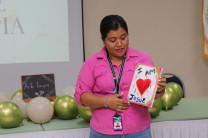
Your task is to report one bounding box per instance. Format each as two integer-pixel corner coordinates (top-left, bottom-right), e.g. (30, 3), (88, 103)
(21, 73), (56, 102)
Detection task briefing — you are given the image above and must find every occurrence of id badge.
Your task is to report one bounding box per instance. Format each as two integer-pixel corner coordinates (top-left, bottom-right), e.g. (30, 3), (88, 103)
(113, 113), (123, 131)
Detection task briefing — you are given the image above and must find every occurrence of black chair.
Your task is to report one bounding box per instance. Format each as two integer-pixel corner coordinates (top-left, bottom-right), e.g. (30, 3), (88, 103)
(162, 73), (185, 98)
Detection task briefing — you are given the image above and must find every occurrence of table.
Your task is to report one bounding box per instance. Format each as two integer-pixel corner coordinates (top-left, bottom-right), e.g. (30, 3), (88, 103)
(150, 97), (208, 138)
(0, 119), (43, 135)
(1, 97), (208, 138)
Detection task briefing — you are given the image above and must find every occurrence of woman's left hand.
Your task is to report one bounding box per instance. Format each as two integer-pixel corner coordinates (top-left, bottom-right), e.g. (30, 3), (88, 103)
(157, 75), (166, 92)
(155, 75), (166, 99)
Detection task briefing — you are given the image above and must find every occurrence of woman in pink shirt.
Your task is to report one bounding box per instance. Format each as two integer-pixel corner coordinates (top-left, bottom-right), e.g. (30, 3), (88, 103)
(75, 15), (166, 138)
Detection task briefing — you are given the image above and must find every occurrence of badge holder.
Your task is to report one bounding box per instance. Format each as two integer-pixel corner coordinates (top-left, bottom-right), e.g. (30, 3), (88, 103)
(113, 112), (123, 131)
(107, 50), (125, 131)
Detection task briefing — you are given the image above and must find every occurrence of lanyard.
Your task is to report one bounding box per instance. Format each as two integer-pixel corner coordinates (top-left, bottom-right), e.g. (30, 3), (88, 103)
(106, 50), (126, 94)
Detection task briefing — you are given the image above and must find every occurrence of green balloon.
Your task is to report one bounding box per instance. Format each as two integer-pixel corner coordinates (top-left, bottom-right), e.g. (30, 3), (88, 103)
(11, 89), (22, 100)
(160, 83), (179, 111)
(148, 99), (162, 118)
(168, 82), (183, 104)
(0, 101), (23, 128)
(54, 95), (78, 120)
(78, 105), (92, 123)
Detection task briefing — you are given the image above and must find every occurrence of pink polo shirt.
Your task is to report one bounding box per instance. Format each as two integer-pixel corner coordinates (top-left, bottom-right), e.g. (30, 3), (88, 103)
(75, 47), (154, 135)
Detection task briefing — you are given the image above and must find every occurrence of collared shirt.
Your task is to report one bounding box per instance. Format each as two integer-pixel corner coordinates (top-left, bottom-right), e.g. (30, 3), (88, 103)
(75, 47), (154, 135)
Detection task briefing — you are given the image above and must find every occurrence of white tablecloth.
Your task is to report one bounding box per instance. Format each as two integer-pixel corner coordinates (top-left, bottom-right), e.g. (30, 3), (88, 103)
(151, 119), (208, 138)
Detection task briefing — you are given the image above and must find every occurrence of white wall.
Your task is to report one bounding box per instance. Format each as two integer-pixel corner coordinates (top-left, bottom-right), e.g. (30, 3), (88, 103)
(83, 0), (208, 97)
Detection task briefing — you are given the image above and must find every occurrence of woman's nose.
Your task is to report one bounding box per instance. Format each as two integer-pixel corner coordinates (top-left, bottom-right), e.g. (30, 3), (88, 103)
(116, 39), (122, 47)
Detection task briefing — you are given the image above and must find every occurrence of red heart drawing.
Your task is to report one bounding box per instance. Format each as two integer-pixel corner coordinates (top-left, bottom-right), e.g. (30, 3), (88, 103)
(136, 79), (151, 96)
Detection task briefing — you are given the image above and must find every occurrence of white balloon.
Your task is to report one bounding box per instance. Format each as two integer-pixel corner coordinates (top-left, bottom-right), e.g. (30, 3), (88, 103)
(12, 94), (28, 119)
(0, 92), (10, 103)
(27, 97), (54, 124)
(61, 86), (75, 97)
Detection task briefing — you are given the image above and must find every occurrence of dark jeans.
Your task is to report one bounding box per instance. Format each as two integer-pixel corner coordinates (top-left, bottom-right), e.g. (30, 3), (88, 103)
(90, 126), (152, 138)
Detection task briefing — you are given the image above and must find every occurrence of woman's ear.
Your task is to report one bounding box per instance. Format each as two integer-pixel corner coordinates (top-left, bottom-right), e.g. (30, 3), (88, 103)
(101, 36), (105, 45)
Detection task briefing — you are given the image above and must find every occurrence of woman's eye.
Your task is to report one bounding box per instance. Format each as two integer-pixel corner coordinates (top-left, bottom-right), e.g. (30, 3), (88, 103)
(121, 37), (125, 40)
(120, 35), (126, 40)
(109, 39), (116, 42)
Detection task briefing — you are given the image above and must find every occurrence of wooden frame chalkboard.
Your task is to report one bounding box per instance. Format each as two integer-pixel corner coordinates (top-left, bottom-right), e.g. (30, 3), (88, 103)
(21, 73), (56, 102)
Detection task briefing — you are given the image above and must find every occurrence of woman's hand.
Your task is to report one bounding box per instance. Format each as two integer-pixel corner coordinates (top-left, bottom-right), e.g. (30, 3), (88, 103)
(106, 93), (130, 112)
(155, 75), (166, 99)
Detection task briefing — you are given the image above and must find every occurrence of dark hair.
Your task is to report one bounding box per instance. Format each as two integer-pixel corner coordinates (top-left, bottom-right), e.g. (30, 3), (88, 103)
(100, 15), (128, 41)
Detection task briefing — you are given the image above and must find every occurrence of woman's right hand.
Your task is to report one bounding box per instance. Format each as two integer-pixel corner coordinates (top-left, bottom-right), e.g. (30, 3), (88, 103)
(106, 93), (130, 112)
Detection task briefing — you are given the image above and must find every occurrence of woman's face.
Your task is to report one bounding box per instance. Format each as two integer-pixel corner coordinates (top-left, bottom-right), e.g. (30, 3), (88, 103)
(103, 27), (129, 60)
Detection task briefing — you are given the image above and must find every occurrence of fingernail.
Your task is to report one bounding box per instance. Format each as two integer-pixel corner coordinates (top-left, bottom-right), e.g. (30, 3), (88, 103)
(128, 102), (130, 105)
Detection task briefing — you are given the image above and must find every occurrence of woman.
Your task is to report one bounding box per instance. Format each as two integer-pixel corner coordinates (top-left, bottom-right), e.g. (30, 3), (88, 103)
(75, 15), (166, 138)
